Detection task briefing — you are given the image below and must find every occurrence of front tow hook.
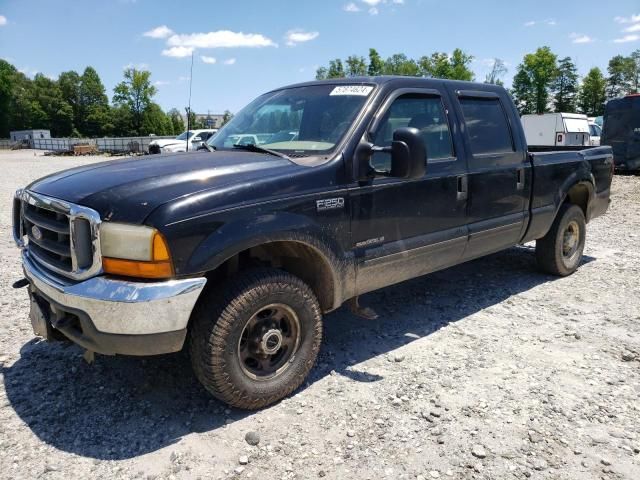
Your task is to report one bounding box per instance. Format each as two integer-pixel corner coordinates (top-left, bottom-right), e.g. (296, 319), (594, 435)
(12, 278), (29, 289)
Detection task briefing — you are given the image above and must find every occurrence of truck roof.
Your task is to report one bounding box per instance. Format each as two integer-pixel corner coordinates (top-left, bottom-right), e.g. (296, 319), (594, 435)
(270, 75), (507, 95)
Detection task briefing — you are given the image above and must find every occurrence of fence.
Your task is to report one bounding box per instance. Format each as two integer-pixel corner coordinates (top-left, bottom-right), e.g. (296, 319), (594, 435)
(0, 139), (16, 150)
(25, 136), (175, 154)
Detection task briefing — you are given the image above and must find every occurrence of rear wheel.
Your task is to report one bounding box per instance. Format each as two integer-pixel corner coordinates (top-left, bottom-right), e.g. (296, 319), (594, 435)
(189, 268), (322, 409)
(535, 204), (586, 276)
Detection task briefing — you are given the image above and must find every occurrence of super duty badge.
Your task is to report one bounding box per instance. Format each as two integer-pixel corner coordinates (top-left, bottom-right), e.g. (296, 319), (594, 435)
(316, 197), (345, 212)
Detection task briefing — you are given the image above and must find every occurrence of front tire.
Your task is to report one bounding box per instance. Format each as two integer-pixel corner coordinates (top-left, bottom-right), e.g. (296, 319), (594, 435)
(535, 204), (586, 276)
(189, 268), (322, 409)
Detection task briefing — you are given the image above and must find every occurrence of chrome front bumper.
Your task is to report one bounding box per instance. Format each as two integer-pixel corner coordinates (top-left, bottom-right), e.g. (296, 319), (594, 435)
(22, 250), (207, 354)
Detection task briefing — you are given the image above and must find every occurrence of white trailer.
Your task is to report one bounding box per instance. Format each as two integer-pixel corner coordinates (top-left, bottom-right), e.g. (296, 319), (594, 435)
(521, 113), (590, 147)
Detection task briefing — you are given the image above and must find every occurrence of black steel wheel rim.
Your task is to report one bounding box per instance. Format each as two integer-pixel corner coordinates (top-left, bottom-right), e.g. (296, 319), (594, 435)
(237, 303), (301, 381)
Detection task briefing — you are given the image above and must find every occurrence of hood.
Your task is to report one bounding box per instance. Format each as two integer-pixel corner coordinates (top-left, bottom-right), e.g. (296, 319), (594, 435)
(27, 151), (299, 223)
(150, 138), (186, 148)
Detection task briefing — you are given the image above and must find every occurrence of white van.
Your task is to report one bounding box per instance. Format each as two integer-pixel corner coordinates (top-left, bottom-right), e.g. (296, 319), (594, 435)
(521, 113), (591, 147)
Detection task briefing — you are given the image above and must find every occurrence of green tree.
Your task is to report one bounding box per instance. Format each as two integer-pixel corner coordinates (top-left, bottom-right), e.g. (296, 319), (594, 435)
(419, 52), (452, 78)
(606, 54), (636, 98)
(578, 67), (606, 116)
(630, 49), (640, 93)
(0, 60), (17, 137)
(222, 110), (233, 126)
(384, 53), (419, 76)
(31, 74), (74, 136)
(345, 55), (367, 77)
(449, 48), (474, 81)
(484, 58), (507, 85)
(315, 66), (328, 80)
(327, 59), (345, 78)
(552, 57), (579, 112)
(141, 103), (173, 135)
(58, 70), (81, 132)
(511, 65), (536, 114)
(368, 48), (384, 76)
(79, 67), (110, 137)
(513, 47), (558, 114)
(168, 108), (185, 134)
(113, 68), (157, 135)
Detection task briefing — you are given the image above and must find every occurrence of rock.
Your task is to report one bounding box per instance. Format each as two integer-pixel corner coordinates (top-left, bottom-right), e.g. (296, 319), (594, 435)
(347, 429), (356, 437)
(600, 458), (611, 466)
(528, 430), (542, 443)
(245, 431), (260, 446)
(532, 458), (547, 471)
(471, 445), (487, 459)
(621, 351), (635, 361)
(392, 398), (402, 407)
(429, 471), (440, 478)
(234, 466), (245, 475)
(239, 455), (249, 465)
(318, 471), (326, 478)
(394, 354), (405, 363)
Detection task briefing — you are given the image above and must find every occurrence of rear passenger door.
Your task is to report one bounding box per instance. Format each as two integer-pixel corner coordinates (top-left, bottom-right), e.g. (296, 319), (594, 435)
(451, 90), (530, 260)
(351, 88), (469, 295)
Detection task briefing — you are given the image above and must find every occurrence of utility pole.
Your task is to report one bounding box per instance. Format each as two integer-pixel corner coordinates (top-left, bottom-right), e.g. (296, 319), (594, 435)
(186, 52), (194, 152)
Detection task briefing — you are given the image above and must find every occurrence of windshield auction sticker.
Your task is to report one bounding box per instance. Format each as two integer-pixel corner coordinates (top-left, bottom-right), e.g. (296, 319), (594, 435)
(330, 85), (374, 96)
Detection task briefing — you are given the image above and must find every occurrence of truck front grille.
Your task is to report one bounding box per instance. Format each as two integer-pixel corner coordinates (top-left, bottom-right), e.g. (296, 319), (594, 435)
(13, 190), (102, 281)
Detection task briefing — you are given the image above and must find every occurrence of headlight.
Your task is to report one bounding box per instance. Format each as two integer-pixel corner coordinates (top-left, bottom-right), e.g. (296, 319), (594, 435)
(100, 223), (173, 279)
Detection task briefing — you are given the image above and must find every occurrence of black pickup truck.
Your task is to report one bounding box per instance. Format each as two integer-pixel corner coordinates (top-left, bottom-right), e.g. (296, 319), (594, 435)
(13, 77), (613, 409)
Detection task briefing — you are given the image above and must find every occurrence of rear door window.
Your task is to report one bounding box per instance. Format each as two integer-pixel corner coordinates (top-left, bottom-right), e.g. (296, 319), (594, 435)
(460, 98), (514, 155)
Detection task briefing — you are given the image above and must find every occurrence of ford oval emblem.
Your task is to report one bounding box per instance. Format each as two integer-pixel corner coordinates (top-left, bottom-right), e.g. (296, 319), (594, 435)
(31, 225), (43, 241)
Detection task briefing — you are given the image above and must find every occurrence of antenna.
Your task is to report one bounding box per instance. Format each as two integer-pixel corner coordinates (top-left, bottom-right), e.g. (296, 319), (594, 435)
(186, 52), (194, 152)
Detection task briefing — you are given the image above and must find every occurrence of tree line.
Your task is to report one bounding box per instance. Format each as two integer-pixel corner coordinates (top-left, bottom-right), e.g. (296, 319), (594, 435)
(316, 47), (640, 117)
(0, 59), (232, 139)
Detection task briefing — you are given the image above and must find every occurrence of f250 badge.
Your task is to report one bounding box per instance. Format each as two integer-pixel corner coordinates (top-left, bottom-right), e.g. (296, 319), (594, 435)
(316, 197), (345, 212)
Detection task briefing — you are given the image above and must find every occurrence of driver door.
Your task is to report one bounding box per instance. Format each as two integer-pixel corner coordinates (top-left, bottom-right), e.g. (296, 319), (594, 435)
(351, 87), (469, 295)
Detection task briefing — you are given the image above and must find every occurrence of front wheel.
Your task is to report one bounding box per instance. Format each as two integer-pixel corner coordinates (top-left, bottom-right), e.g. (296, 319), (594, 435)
(189, 268), (323, 409)
(535, 204), (586, 276)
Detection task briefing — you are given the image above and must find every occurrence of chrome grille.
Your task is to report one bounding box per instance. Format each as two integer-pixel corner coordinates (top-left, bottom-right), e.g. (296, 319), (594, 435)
(14, 190), (102, 280)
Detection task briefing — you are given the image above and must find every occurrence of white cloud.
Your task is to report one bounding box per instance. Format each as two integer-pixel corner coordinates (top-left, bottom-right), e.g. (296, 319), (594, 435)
(167, 30), (277, 49)
(613, 34), (640, 43)
(345, 0), (403, 15)
(614, 14), (640, 24)
(200, 55), (217, 64)
(123, 62), (150, 70)
(285, 30), (319, 46)
(143, 25), (173, 39)
(154, 80), (170, 86)
(178, 75), (190, 82)
(0, 15), (7, 26)
(525, 18), (556, 27)
(223, 58), (236, 65)
(570, 33), (594, 44)
(161, 46), (194, 57)
(624, 23), (640, 33)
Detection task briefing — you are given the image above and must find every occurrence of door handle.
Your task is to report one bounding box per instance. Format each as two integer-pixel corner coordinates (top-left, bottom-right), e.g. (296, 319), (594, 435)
(457, 175), (468, 201)
(516, 168), (525, 191)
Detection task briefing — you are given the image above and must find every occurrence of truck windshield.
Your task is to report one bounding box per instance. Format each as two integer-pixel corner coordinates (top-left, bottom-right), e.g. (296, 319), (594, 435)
(176, 131), (194, 141)
(208, 84), (375, 164)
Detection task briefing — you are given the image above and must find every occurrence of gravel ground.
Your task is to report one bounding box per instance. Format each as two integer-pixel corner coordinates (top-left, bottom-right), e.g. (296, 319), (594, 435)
(0, 149), (638, 480)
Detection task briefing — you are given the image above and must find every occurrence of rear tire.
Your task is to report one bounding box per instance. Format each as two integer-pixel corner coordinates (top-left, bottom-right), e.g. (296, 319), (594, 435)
(535, 203), (586, 276)
(189, 268), (322, 410)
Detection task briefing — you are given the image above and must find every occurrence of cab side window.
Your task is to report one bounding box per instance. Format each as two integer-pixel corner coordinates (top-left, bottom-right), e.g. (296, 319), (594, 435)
(370, 94), (454, 171)
(459, 98), (514, 155)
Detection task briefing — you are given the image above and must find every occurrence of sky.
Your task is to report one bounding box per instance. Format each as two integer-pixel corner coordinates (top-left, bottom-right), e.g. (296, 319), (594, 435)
(0, 0), (639, 114)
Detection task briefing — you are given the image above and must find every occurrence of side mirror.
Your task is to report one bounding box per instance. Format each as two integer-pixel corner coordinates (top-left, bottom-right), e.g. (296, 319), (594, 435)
(356, 127), (427, 182)
(191, 136), (202, 142)
(389, 127), (427, 179)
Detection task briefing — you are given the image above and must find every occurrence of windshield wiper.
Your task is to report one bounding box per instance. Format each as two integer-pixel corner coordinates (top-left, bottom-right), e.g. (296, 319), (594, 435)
(232, 143), (290, 160)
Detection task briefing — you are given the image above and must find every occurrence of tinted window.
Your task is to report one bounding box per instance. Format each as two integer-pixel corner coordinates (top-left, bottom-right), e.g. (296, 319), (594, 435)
(460, 98), (514, 155)
(370, 94), (453, 170)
